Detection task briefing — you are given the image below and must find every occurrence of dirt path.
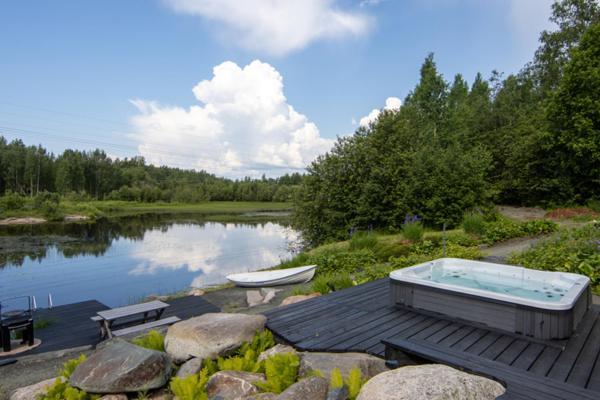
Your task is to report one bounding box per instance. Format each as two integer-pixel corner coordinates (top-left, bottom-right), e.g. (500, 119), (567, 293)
(480, 236), (544, 264)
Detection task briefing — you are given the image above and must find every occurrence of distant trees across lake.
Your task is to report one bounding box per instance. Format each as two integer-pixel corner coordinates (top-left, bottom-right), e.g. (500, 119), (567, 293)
(294, 0), (600, 244)
(0, 140), (302, 203)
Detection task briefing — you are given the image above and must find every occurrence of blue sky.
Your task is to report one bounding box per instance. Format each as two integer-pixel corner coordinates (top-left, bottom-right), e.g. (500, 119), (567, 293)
(0, 0), (554, 177)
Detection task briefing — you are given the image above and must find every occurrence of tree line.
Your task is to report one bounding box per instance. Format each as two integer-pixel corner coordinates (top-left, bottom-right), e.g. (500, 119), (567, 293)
(294, 0), (600, 245)
(0, 139), (302, 203)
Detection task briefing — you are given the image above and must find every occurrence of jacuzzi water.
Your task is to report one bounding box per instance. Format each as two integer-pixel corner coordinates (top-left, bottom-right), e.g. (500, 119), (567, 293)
(390, 258), (590, 310)
(429, 270), (565, 302)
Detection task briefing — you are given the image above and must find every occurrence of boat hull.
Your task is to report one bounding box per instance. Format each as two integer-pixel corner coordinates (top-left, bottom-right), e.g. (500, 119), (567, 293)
(227, 265), (317, 288)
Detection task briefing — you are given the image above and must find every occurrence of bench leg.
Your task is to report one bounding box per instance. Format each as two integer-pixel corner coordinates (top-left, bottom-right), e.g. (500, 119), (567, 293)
(156, 309), (164, 320)
(1, 326), (11, 352)
(103, 320), (113, 339)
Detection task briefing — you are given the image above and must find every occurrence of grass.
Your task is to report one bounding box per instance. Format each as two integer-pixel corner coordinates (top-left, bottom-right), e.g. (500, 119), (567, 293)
(0, 200), (292, 221)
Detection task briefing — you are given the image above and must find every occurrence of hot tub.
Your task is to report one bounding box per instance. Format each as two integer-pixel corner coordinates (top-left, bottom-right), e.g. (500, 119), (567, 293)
(389, 258), (591, 339)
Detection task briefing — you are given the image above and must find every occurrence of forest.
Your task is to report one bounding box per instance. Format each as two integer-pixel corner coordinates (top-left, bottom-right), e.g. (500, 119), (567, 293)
(0, 139), (302, 204)
(294, 0), (600, 244)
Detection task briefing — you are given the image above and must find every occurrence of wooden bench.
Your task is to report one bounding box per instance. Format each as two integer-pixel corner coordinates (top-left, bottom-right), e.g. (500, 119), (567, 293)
(112, 316), (181, 337)
(92, 300), (170, 338)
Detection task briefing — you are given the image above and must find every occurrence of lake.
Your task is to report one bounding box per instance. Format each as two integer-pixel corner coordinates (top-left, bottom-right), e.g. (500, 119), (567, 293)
(0, 214), (299, 307)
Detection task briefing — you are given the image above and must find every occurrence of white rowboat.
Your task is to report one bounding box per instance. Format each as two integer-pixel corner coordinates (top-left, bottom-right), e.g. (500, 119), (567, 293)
(226, 265), (317, 288)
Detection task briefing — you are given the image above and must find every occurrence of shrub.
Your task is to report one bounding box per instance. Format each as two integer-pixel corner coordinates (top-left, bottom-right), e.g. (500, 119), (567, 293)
(311, 272), (355, 294)
(330, 368), (344, 389)
(349, 232), (378, 251)
(169, 367), (210, 400)
(309, 249), (377, 275)
(0, 192), (25, 211)
(278, 253), (310, 269)
(519, 220), (558, 236)
(132, 330), (165, 352)
(38, 355), (97, 400)
(481, 217), (523, 244)
(372, 241), (412, 261)
(311, 274), (334, 294)
(509, 224), (600, 293)
(462, 212), (486, 236)
(255, 353), (300, 394)
(401, 221), (424, 243)
(217, 348), (262, 373)
(347, 367), (365, 400)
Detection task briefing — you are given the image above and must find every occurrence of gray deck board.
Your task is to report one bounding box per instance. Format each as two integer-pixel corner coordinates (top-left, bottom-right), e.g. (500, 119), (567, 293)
(265, 278), (600, 399)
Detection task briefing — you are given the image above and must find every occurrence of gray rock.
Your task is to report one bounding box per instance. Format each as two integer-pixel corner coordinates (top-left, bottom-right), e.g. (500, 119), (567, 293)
(278, 376), (329, 400)
(280, 293), (320, 306)
(99, 395), (128, 400)
(176, 357), (204, 378)
(257, 344), (297, 362)
(148, 388), (174, 399)
(70, 340), (171, 393)
(9, 378), (57, 400)
(356, 364), (506, 400)
(205, 370), (265, 399)
(242, 393), (278, 400)
(327, 385), (349, 400)
(164, 313), (267, 362)
(247, 290), (264, 307)
(299, 352), (387, 380)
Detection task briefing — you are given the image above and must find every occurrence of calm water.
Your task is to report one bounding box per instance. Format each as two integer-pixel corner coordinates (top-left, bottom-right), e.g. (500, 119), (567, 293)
(0, 214), (299, 307)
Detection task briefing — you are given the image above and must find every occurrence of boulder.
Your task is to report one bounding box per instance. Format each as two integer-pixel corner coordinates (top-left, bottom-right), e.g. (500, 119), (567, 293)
(281, 293), (320, 306)
(99, 395), (128, 400)
(205, 370), (265, 399)
(176, 357), (204, 378)
(299, 352), (387, 380)
(164, 313), (267, 362)
(356, 364), (506, 400)
(247, 290), (264, 307)
(9, 378), (57, 400)
(257, 344), (297, 362)
(148, 388), (174, 399)
(69, 339), (171, 393)
(260, 288), (282, 304)
(242, 393), (278, 400)
(278, 376), (329, 400)
(188, 288), (205, 296)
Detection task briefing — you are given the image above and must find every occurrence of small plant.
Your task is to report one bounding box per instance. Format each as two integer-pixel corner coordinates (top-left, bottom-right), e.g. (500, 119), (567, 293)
(349, 232), (378, 251)
(347, 367), (365, 400)
(38, 355), (98, 400)
(462, 212), (486, 236)
(238, 329), (275, 356)
(34, 317), (56, 330)
(132, 330), (165, 352)
(329, 368), (344, 389)
(401, 214), (424, 242)
(169, 367), (210, 400)
(255, 353), (300, 394)
(217, 348), (262, 373)
(311, 274), (334, 294)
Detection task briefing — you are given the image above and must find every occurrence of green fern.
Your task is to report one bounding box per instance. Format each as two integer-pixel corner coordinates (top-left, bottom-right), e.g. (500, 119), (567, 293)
(37, 355), (99, 400)
(346, 367), (364, 400)
(217, 349), (263, 373)
(237, 329), (275, 356)
(329, 368), (344, 389)
(202, 358), (218, 376)
(169, 367), (210, 400)
(132, 330), (165, 352)
(60, 354), (87, 379)
(254, 353), (300, 394)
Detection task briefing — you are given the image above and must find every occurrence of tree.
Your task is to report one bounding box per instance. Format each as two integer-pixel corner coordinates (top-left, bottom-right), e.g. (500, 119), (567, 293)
(546, 22), (600, 202)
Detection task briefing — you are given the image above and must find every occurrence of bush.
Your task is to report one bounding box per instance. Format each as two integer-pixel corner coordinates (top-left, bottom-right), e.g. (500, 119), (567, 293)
(255, 353), (300, 394)
(38, 355), (97, 400)
(132, 330), (165, 352)
(169, 367), (210, 400)
(311, 272), (355, 294)
(0, 192), (25, 211)
(462, 212), (486, 236)
(402, 221), (424, 243)
(310, 249), (377, 275)
(216, 330), (275, 373)
(349, 232), (378, 251)
(482, 217), (558, 244)
(509, 224), (600, 293)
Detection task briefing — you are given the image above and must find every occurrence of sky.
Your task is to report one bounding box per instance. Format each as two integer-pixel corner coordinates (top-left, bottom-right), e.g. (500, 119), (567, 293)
(0, 0), (555, 178)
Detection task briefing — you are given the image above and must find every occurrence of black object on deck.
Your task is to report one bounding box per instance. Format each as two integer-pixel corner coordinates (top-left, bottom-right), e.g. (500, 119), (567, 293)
(264, 278), (600, 400)
(0, 296), (35, 352)
(0, 295), (219, 358)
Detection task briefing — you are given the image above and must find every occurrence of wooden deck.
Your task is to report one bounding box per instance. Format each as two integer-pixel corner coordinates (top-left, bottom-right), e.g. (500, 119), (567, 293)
(0, 296), (219, 358)
(265, 278), (600, 400)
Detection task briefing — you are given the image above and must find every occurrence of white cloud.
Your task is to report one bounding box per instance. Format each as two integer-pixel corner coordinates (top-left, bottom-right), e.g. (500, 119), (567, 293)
(163, 0), (372, 55)
(359, 96), (401, 127)
(507, 0), (554, 54)
(129, 60), (334, 177)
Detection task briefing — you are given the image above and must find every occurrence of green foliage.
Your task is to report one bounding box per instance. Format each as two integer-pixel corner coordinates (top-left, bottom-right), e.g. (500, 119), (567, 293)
(309, 249), (377, 275)
(347, 367), (365, 400)
(349, 232), (378, 251)
(38, 355), (99, 400)
(329, 368), (344, 389)
(0, 192), (25, 211)
(255, 353), (300, 394)
(402, 221), (424, 242)
(238, 329), (275, 357)
(169, 367), (210, 400)
(311, 272), (355, 294)
(216, 330), (275, 373)
(132, 330), (165, 352)
(462, 212), (487, 236)
(482, 217), (558, 244)
(509, 224), (600, 293)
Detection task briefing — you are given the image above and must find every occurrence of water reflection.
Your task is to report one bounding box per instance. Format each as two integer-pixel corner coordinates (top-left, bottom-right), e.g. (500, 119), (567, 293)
(0, 215), (298, 307)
